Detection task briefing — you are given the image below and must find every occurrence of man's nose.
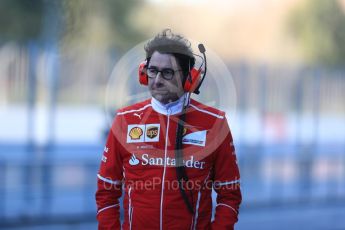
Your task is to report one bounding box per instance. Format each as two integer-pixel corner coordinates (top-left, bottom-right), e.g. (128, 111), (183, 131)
(153, 72), (164, 84)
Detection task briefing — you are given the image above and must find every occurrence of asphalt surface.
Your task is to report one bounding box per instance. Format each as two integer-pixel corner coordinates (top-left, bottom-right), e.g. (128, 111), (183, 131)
(4, 203), (345, 230)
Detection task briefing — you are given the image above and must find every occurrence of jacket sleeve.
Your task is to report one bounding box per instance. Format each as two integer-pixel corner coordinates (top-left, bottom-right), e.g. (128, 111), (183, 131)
(95, 115), (124, 230)
(211, 117), (242, 230)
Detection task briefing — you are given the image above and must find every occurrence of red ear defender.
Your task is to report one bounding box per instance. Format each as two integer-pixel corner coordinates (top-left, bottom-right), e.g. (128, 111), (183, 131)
(138, 61), (148, 85)
(184, 68), (202, 93)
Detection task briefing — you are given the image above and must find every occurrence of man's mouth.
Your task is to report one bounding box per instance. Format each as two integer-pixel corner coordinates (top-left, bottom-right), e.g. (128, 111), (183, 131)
(153, 89), (168, 94)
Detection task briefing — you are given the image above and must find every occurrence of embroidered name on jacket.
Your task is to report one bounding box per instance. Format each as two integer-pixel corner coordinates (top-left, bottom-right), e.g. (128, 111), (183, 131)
(127, 124), (160, 143)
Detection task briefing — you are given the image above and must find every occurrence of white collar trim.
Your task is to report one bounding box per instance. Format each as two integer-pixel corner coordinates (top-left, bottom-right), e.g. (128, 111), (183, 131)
(151, 93), (190, 115)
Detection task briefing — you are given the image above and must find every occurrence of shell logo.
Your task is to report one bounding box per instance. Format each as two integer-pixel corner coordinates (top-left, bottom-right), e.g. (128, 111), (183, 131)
(129, 127), (143, 140)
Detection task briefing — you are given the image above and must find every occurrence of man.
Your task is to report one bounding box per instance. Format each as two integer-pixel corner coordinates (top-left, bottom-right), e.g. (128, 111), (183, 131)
(96, 29), (242, 230)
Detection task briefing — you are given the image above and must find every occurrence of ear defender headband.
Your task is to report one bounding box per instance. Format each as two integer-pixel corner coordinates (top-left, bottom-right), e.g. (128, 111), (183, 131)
(138, 60), (201, 93)
(138, 44), (207, 95)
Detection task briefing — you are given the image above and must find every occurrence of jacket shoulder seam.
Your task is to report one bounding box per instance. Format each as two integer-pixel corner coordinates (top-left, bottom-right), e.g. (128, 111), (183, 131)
(117, 103), (152, 115)
(189, 104), (224, 119)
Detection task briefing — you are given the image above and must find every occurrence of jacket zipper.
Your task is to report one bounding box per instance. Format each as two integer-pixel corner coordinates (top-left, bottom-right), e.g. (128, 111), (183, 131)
(160, 109), (171, 230)
(128, 186), (133, 230)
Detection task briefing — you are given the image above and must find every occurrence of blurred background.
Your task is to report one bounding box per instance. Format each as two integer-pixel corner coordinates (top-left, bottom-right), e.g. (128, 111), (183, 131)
(0, 0), (345, 229)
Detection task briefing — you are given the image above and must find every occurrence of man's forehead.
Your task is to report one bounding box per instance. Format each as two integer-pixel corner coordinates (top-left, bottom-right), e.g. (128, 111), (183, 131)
(149, 51), (177, 68)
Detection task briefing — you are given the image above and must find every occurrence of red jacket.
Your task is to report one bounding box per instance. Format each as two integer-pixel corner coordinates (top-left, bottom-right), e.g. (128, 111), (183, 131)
(96, 96), (242, 230)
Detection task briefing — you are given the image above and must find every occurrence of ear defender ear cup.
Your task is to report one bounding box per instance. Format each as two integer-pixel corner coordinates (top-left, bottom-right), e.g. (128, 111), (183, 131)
(138, 61), (148, 85)
(184, 68), (202, 93)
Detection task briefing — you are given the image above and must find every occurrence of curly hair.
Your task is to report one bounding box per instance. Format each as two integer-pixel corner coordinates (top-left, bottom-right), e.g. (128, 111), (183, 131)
(144, 29), (195, 78)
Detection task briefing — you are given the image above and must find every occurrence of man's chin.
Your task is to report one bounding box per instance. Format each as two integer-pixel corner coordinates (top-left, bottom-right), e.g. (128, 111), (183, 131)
(156, 93), (180, 104)
(153, 94), (168, 104)
(153, 93), (181, 104)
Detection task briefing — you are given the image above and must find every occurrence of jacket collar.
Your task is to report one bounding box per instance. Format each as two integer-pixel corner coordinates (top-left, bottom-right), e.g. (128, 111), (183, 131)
(151, 93), (190, 115)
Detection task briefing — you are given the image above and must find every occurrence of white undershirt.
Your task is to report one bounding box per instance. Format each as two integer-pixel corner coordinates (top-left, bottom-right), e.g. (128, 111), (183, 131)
(151, 93), (190, 115)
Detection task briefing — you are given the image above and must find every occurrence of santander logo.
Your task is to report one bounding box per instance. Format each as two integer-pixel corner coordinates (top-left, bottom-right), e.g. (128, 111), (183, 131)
(128, 153), (206, 169)
(129, 154), (140, 166)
